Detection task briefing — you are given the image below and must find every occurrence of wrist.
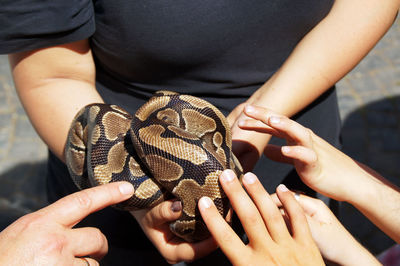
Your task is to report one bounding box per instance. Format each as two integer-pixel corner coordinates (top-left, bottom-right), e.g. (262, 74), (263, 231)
(332, 241), (380, 266)
(323, 227), (379, 266)
(344, 166), (381, 208)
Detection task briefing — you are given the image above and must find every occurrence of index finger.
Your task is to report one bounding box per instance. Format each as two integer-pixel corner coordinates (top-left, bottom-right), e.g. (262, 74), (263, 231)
(243, 105), (313, 147)
(37, 182), (134, 227)
(198, 196), (246, 263)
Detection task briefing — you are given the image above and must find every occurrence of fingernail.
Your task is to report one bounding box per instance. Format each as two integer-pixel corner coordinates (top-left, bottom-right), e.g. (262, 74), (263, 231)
(243, 172), (256, 185)
(269, 116), (281, 124)
(245, 105), (255, 113)
(119, 183), (134, 195)
(171, 201), (182, 212)
(221, 170), (235, 183)
(277, 184), (289, 192)
(237, 119), (245, 127)
(282, 146), (291, 154)
(199, 197), (212, 210)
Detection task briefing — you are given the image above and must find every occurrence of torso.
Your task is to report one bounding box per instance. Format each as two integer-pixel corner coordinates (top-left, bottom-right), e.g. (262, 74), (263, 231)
(91, 0), (334, 110)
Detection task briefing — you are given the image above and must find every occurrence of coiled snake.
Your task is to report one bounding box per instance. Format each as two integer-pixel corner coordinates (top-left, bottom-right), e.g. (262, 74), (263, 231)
(65, 91), (243, 242)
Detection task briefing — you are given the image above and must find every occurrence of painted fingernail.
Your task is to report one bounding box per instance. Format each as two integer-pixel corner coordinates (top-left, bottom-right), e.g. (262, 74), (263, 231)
(282, 146), (291, 154)
(269, 116), (281, 124)
(277, 184), (289, 192)
(171, 201), (182, 212)
(245, 105), (255, 113)
(119, 183), (134, 195)
(221, 170), (235, 183)
(199, 197), (212, 210)
(243, 172), (256, 185)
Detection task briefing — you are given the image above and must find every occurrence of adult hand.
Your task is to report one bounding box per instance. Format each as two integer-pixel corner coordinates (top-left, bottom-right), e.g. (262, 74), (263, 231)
(238, 105), (368, 202)
(0, 182), (135, 266)
(130, 200), (217, 264)
(271, 193), (381, 266)
(198, 170), (324, 266)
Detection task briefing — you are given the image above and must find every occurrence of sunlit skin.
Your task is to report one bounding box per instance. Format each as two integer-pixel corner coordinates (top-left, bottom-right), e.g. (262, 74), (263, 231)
(7, 1), (399, 263)
(198, 170), (324, 266)
(238, 105), (400, 264)
(0, 182), (134, 266)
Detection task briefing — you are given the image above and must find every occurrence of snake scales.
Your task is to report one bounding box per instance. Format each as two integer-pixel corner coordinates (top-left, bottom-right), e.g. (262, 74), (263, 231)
(65, 91), (243, 242)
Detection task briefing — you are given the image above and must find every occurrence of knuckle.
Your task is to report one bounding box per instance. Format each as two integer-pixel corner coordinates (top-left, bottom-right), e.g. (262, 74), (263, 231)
(292, 208), (307, 222)
(158, 202), (174, 221)
(158, 204), (168, 219)
(72, 190), (93, 210)
(305, 128), (315, 141)
(39, 233), (68, 255)
(91, 228), (107, 247)
(14, 212), (45, 231)
(16, 212), (39, 225)
(269, 210), (284, 224)
(218, 229), (236, 244)
(244, 211), (260, 226)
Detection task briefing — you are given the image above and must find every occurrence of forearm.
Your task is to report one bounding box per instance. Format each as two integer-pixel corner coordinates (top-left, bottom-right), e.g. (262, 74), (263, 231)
(348, 166), (400, 243)
(15, 79), (103, 161)
(329, 240), (381, 266)
(9, 40), (102, 161)
(250, 0), (399, 117)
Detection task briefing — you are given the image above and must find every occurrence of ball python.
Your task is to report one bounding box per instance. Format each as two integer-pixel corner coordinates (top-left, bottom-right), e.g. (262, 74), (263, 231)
(65, 90), (243, 242)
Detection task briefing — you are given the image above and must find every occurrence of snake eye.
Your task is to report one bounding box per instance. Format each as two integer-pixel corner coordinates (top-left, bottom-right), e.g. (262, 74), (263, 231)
(157, 108), (180, 127)
(161, 115), (173, 124)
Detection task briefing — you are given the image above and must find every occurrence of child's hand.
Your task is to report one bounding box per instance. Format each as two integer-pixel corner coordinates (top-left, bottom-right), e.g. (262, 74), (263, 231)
(238, 105), (369, 202)
(199, 170), (324, 266)
(271, 193), (381, 266)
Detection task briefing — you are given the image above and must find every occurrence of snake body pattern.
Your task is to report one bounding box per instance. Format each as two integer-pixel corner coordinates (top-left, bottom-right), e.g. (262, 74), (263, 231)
(65, 91), (243, 242)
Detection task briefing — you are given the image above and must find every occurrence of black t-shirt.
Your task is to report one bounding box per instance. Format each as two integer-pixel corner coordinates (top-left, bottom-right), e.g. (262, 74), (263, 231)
(1, 1), (340, 265)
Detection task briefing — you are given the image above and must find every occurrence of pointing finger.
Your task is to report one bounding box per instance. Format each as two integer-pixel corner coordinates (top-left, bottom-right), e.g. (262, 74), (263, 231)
(38, 182), (134, 227)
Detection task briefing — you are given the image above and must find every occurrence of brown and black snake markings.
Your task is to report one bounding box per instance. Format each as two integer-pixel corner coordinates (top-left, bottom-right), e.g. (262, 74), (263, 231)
(65, 91), (243, 242)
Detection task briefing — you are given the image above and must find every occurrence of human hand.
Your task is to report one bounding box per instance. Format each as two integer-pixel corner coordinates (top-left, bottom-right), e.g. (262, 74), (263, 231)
(0, 182), (135, 266)
(198, 170), (324, 266)
(130, 201), (217, 264)
(238, 105), (368, 202)
(271, 193), (381, 266)
(228, 103), (270, 172)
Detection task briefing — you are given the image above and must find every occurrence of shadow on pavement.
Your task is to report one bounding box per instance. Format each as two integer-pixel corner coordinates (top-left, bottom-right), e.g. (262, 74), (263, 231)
(0, 161), (47, 230)
(340, 95), (400, 255)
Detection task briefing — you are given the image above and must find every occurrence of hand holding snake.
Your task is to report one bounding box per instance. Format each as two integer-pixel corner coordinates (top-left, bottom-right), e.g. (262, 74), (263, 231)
(65, 91), (243, 243)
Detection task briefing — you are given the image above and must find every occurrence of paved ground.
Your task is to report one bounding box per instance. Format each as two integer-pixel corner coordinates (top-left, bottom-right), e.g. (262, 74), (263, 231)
(0, 18), (399, 257)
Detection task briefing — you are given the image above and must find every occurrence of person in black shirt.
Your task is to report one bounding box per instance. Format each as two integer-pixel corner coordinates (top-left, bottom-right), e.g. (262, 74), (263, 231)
(1, 1), (398, 265)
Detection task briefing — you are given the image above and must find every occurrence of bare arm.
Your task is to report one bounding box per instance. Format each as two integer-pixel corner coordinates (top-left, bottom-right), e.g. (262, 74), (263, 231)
(231, 0), (400, 170)
(9, 40), (218, 262)
(251, 0), (399, 115)
(9, 39), (103, 161)
(349, 163), (400, 243)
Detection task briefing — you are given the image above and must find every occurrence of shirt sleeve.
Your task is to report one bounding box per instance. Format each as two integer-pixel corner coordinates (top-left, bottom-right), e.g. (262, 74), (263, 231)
(0, 0), (95, 54)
